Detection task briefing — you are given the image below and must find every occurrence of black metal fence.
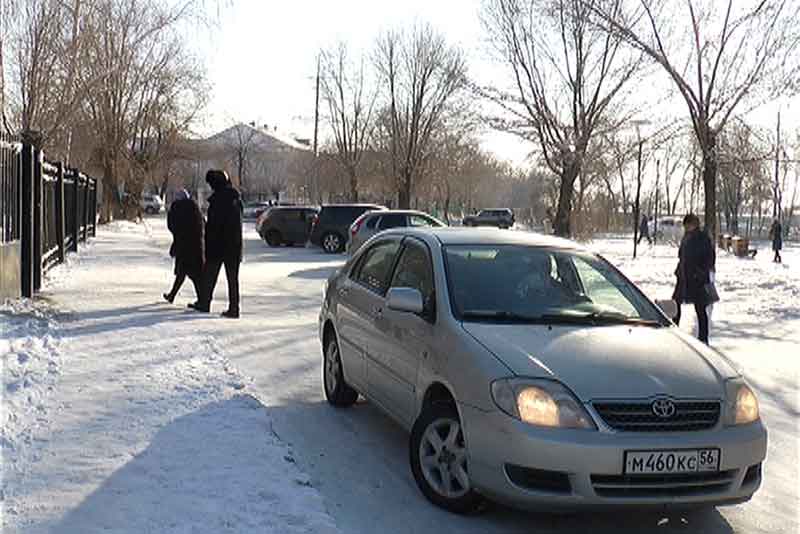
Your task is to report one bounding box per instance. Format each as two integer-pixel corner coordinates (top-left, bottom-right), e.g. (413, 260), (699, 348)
(0, 136), (97, 299)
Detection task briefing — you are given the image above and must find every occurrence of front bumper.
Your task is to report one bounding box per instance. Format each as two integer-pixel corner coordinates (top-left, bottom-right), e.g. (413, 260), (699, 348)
(460, 404), (767, 510)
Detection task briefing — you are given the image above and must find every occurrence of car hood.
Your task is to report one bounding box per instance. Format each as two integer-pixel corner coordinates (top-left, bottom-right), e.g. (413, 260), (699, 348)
(462, 323), (738, 401)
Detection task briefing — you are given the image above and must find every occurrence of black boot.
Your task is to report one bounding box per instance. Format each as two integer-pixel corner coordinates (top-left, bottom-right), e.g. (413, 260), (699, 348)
(221, 309), (239, 319)
(163, 292), (175, 304)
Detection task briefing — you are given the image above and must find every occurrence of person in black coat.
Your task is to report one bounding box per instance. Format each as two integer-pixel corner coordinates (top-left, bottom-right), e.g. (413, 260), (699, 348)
(164, 189), (204, 303)
(672, 213), (715, 344)
(769, 219), (783, 263)
(191, 170), (243, 318)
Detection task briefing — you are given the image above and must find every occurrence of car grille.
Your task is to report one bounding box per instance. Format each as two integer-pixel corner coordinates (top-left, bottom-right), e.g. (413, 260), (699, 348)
(591, 470), (737, 498)
(592, 400), (720, 432)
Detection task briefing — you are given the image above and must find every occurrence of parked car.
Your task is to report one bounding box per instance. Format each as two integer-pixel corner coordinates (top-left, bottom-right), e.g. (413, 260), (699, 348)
(243, 201), (271, 220)
(347, 210), (445, 255)
(257, 206), (319, 247)
(309, 204), (385, 253)
(319, 227), (766, 514)
(462, 208), (515, 229)
(649, 216), (683, 243)
(140, 194), (165, 215)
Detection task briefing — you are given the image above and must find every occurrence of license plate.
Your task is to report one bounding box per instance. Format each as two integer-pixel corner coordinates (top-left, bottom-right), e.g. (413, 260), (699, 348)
(624, 449), (720, 475)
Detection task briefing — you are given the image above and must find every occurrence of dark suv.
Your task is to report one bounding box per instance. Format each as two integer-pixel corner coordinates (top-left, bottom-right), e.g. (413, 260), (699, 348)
(310, 204), (385, 253)
(257, 206), (319, 247)
(462, 208), (515, 229)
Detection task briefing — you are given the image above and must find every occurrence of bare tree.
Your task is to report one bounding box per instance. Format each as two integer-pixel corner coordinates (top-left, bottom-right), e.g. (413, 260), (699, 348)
(481, 0), (643, 236)
(78, 0), (208, 219)
(226, 123), (258, 193)
(374, 25), (467, 209)
(590, 0), (800, 238)
(320, 43), (376, 202)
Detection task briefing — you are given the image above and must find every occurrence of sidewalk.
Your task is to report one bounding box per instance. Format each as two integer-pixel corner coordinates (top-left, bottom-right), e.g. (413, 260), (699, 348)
(1, 221), (339, 534)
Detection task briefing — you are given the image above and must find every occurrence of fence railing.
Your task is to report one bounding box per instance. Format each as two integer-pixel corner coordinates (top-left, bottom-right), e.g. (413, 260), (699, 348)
(0, 136), (97, 299)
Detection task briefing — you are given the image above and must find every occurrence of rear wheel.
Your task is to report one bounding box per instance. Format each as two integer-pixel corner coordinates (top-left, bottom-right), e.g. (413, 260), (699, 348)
(322, 232), (344, 254)
(410, 403), (483, 514)
(323, 334), (358, 407)
(265, 230), (282, 247)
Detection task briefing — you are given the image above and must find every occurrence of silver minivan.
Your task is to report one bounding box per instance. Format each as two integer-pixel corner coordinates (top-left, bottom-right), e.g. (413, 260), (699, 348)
(319, 227), (766, 514)
(346, 210), (445, 256)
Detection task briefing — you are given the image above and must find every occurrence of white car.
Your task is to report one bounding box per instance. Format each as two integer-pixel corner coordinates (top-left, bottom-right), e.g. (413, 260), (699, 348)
(140, 194), (165, 215)
(649, 216), (683, 243)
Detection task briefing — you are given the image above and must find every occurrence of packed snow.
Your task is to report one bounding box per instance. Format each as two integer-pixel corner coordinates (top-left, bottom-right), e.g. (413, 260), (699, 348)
(1, 217), (797, 534)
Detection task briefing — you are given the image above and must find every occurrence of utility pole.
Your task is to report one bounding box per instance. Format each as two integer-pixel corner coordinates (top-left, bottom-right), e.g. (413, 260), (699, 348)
(773, 111), (781, 219)
(312, 53), (321, 204)
(654, 158), (660, 246)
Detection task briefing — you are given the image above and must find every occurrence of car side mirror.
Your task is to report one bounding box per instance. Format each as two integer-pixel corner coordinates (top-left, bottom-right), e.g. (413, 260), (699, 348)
(655, 299), (678, 319)
(387, 287), (424, 315)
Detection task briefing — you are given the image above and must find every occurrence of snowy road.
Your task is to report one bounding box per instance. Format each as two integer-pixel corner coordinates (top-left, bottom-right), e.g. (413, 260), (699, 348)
(3, 217), (798, 533)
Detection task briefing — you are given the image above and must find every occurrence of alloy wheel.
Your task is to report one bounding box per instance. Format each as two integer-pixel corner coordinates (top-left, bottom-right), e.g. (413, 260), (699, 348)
(419, 418), (471, 499)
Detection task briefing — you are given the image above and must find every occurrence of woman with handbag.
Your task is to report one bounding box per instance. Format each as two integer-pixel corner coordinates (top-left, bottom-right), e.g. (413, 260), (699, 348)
(672, 213), (717, 344)
(164, 189), (205, 304)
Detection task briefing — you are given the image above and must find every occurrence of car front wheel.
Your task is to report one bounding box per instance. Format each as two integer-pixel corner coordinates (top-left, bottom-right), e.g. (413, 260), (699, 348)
(410, 403), (483, 514)
(322, 232), (343, 254)
(323, 334), (358, 407)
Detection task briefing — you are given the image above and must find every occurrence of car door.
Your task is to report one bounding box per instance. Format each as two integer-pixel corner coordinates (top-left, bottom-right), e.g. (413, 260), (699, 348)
(371, 238), (436, 427)
(337, 239), (402, 393)
(284, 209), (305, 243)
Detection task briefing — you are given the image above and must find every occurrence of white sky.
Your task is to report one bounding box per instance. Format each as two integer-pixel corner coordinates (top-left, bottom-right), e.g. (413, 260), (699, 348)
(194, 0), (799, 169)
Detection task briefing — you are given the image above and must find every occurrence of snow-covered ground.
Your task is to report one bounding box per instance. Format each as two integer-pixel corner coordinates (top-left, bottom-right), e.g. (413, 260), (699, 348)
(2, 217), (798, 534)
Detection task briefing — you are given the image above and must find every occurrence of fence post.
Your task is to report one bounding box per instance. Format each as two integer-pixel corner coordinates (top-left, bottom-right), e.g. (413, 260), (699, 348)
(32, 149), (43, 292)
(90, 179), (97, 237)
(70, 171), (79, 252)
(20, 144), (34, 298)
(83, 175), (90, 242)
(56, 162), (66, 263)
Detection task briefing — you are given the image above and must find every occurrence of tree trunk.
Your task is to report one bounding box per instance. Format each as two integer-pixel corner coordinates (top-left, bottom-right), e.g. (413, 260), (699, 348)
(701, 134), (718, 240)
(349, 168), (359, 202)
(553, 163), (579, 237)
(398, 172), (412, 209)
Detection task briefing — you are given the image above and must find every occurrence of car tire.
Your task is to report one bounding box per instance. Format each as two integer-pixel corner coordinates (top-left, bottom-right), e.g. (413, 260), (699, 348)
(323, 333), (358, 407)
(322, 232), (343, 254)
(410, 403), (484, 514)
(265, 230), (282, 247)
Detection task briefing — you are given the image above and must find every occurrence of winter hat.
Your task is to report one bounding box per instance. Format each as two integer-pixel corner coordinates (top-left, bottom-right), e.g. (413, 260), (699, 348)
(205, 169), (229, 191)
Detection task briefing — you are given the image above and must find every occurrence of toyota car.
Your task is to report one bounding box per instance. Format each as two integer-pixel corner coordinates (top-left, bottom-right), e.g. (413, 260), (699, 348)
(318, 228), (766, 513)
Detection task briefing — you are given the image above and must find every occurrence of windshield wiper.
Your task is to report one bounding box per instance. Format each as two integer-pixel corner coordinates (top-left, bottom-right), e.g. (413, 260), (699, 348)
(538, 311), (664, 327)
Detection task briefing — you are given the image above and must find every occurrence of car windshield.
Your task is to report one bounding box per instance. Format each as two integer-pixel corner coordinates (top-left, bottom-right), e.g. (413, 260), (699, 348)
(443, 245), (666, 326)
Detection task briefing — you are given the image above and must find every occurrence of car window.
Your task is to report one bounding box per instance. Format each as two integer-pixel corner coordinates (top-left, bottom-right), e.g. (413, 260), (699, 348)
(354, 240), (401, 295)
(390, 241), (435, 313)
(378, 213), (406, 230)
(365, 215), (379, 229)
(443, 245), (661, 321)
(409, 215), (438, 227)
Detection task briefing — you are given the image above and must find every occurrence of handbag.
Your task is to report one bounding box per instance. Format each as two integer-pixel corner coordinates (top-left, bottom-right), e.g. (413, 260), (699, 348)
(704, 282), (720, 303)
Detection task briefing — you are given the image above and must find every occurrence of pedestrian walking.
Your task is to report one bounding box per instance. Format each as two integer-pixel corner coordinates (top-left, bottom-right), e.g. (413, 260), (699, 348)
(672, 213), (717, 344)
(190, 170), (243, 318)
(769, 219), (783, 263)
(638, 215), (651, 245)
(164, 189), (204, 304)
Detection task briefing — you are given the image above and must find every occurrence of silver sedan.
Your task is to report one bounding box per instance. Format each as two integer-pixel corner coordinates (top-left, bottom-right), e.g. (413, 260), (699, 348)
(346, 210), (445, 256)
(318, 228), (767, 514)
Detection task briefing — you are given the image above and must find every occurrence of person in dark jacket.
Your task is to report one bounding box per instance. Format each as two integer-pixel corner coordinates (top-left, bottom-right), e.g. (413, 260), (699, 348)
(638, 214), (651, 244)
(191, 170), (243, 318)
(164, 189), (204, 303)
(672, 213), (715, 344)
(769, 219), (783, 263)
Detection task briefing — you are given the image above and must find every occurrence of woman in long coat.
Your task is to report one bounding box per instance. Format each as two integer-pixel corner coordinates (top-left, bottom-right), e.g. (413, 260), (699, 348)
(164, 190), (205, 303)
(672, 213), (715, 344)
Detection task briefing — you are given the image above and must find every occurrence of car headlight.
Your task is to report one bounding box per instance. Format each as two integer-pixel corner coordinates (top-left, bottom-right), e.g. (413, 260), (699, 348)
(491, 378), (596, 430)
(724, 379), (759, 425)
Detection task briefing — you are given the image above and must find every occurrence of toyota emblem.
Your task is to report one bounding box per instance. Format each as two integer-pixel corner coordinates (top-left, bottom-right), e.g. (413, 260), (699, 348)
(652, 398), (677, 419)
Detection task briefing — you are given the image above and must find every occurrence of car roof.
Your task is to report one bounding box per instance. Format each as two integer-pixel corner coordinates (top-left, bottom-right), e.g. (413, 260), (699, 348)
(270, 205), (317, 211)
(364, 209), (435, 218)
(321, 203), (385, 209)
(379, 227), (585, 251)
